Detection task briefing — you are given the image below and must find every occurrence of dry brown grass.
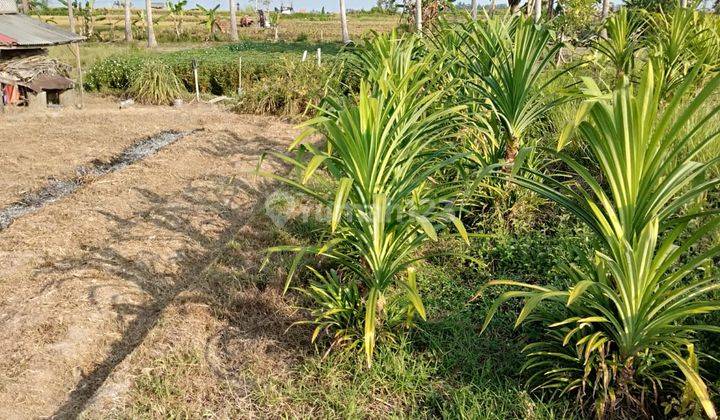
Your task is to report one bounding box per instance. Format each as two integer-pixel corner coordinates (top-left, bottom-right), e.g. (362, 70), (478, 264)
(0, 96), (304, 418)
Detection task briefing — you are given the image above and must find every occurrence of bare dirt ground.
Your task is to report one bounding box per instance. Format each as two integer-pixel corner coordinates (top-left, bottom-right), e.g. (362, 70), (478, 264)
(0, 97), (307, 418)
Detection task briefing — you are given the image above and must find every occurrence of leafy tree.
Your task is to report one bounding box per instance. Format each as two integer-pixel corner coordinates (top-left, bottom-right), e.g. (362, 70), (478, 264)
(197, 4), (221, 40)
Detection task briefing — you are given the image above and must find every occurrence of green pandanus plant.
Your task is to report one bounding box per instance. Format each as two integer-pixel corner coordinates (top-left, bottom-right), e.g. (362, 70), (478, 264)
(478, 64), (720, 418)
(592, 8), (645, 82)
(463, 16), (572, 168)
(261, 41), (470, 365)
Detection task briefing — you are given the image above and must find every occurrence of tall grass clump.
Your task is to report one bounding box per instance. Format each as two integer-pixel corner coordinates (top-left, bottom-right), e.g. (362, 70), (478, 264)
(262, 33), (470, 366)
(479, 65), (720, 418)
(128, 60), (184, 105)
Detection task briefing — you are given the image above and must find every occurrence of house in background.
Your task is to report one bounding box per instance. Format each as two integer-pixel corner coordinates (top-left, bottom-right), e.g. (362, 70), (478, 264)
(0, 0), (84, 110)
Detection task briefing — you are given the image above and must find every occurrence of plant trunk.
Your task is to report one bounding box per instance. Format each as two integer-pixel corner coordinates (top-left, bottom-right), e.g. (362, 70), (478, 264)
(533, 0), (541, 22)
(229, 0), (239, 41)
(601, 0), (611, 19)
(415, 0), (422, 33)
(339, 0), (350, 44)
(146, 0), (157, 47)
(471, 0), (478, 19)
(124, 0), (132, 41)
(510, 0), (520, 14)
(21, 0), (28, 13)
(68, 1), (76, 33)
(546, 0), (554, 18)
(491, 0), (496, 15)
(505, 135), (519, 168)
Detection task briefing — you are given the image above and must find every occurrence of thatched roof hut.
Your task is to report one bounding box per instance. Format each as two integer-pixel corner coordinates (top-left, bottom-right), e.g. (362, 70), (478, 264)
(0, 0), (84, 109)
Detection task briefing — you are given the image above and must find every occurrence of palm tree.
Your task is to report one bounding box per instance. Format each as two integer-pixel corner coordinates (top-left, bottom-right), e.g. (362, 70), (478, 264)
(124, 0), (132, 41)
(229, 0), (238, 41)
(67, 0), (76, 33)
(471, 0), (478, 19)
(145, 0), (157, 47)
(339, 0), (350, 44)
(509, 0), (520, 14)
(533, 0), (541, 21)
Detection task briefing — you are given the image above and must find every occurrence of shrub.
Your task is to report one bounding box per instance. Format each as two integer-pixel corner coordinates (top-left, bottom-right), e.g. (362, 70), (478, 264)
(592, 8), (645, 81)
(233, 59), (335, 117)
(85, 54), (144, 91)
(480, 65), (720, 418)
(262, 34), (470, 365)
(462, 16), (573, 167)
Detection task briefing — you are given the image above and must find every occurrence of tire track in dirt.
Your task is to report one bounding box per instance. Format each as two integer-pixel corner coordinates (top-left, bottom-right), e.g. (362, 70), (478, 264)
(0, 103), (297, 418)
(0, 130), (198, 231)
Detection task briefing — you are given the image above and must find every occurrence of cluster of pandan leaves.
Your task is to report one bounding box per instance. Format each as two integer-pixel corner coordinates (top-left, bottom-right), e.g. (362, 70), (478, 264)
(263, 10), (720, 419)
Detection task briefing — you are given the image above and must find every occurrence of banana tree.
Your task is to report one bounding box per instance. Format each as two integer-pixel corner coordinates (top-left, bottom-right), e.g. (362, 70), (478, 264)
(197, 4), (222, 40)
(166, 0), (188, 39)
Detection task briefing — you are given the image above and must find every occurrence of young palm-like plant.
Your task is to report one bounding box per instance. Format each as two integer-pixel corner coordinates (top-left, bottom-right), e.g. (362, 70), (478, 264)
(463, 16), (572, 167)
(592, 8), (644, 81)
(479, 65), (720, 418)
(262, 42), (468, 366)
(648, 7), (705, 99)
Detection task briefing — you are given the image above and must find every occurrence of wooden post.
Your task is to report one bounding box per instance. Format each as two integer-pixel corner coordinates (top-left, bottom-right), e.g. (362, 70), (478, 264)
(0, 83), (5, 114)
(192, 59), (200, 102)
(73, 43), (84, 109)
(237, 57), (242, 95)
(316, 48), (321, 66)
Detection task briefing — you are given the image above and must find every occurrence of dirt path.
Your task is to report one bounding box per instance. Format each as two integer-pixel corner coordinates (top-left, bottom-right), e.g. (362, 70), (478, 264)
(0, 99), (298, 418)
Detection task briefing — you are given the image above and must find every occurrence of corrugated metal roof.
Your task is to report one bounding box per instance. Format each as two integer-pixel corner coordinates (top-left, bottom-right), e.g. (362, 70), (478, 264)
(0, 14), (84, 49)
